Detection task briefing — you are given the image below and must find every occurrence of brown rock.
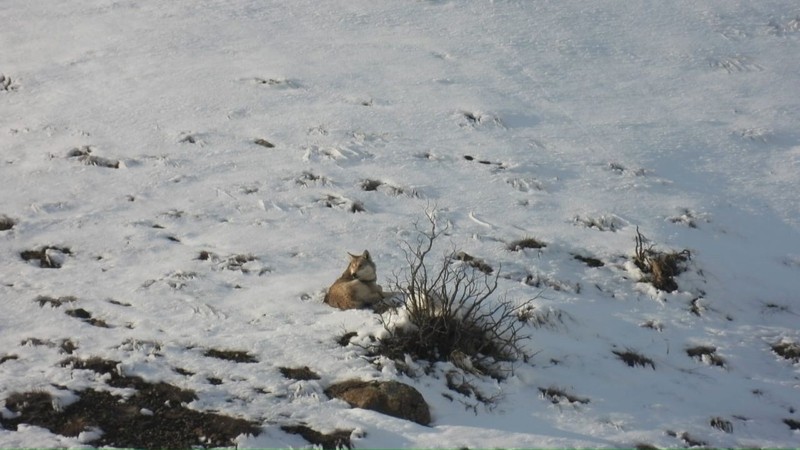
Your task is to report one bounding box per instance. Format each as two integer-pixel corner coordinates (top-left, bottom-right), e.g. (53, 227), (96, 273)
(325, 380), (431, 426)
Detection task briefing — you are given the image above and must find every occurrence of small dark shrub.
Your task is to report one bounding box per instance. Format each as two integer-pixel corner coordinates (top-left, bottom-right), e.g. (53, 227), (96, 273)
(573, 254), (604, 267)
(281, 425), (351, 449)
(613, 349), (655, 369)
(0, 214), (15, 231)
(507, 237), (546, 252)
(538, 386), (589, 405)
(374, 211), (532, 379)
(203, 348), (257, 363)
(279, 366), (320, 381)
(35, 295), (77, 308)
(772, 340), (800, 362)
(253, 138), (275, 148)
(687, 346), (726, 367)
(20, 246), (72, 269)
(633, 228), (690, 292)
(337, 331), (358, 347)
(710, 417), (733, 433)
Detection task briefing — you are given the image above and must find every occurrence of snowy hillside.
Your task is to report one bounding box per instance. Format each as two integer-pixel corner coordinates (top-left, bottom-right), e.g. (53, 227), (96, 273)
(2, 0), (799, 448)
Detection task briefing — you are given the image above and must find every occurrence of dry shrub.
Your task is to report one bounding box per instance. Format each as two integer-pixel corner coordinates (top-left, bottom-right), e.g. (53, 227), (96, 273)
(633, 228), (690, 292)
(374, 211), (533, 379)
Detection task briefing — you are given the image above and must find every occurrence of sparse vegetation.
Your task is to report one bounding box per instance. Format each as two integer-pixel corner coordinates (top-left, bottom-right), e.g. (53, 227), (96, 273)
(373, 211), (532, 379)
(454, 251), (494, 275)
(771, 340), (800, 362)
(253, 138), (275, 148)
(34, 295), (77, 308)
(507, 237), (546, 251)
(0, 354), (19, 364)
(66, 146), (120, 168)
(538, 386), (590, 405)
(279, 366), (320, 381)
(573, 254), (604, 267)
(0, 74), (18, 91)
(613, 349), (655, 369)
(0, 380), (258, 449)
(203, 348), (258, 363)
(0, 214), (15, 231)
(65, 308), (110, 328)
(281, 425), (352, 449)
(687, 345), (726, 367)
(20, 246), (72, 269)
(337, 331), (358, 346)
(633, 228), (690, 292)
(710, 416), (733, 433)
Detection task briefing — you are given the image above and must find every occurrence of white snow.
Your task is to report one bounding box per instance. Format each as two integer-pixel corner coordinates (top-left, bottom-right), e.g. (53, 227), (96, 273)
(2, 0), (799, 448)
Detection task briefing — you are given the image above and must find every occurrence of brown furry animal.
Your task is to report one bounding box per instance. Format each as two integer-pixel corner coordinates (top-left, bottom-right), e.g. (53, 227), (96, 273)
(324, 250), (385, 310)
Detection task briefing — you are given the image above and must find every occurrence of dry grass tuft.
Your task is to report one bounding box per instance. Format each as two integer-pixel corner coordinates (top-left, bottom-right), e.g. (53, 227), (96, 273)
(613, 349), (655, 369)
(633, 228), (690, 292)
(772, 340), (800, 362)
(279, 366), (320, 381)
(203, 348), (258, 363)
(507, 237), (546, 252)
(281, 425), (351, 449)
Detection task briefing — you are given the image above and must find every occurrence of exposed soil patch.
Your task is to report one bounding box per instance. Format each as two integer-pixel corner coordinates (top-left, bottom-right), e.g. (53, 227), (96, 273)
(0, 354), (19, 364)
(21, 337), (77, 354)
(0, 74), (18, 91)
(1, 382), (259, 449)
(337, 331), (358, 347)
(20, 246), (72, 269)
(253, 138), (275, 148)
(633, 228), (690, 293)
(66, 146), (120, 168)
(771, 340), (800, 362)
(710, 416), (733, 433)
(666, 430), (706, 448)
(538, 386), (590, 405)
(35, 295), (77, 308)
(0, 357), (262, 448)
(507, 237), (546, 251)
(686, 346), (726, 367)
(613, 349), (655, 369)
(455, 251), (493, 274)
(279, 366), (320, 381)
(0, 214), (15, 231)
(281, 425), (352, 449)
(573, 254), (604, 267)
(203, 348), (258, 363)
(65, 308), (110, 328)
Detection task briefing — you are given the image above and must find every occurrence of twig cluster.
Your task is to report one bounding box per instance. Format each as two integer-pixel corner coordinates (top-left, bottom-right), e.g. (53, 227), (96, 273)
(375, 210), (532, 379)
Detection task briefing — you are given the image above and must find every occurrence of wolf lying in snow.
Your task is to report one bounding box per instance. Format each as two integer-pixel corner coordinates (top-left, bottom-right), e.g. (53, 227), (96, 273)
(324, 250), (386, 310)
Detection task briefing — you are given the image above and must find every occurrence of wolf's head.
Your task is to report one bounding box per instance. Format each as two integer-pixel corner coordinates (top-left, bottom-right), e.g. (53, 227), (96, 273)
(348, 250), (377, 281)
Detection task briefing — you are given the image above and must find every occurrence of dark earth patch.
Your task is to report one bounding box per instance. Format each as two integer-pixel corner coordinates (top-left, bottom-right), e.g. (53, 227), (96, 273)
(203, 348), (258, 363)
(279, 366), (320, 381)
(281, 424), (352, 449)
(20, 246), (72, 269)
(613, 349), (655, 369)
(1, 358), (260, 449)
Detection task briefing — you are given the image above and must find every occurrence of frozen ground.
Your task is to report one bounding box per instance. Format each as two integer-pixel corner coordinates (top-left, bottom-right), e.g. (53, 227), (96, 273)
(1, 0), (799, 448)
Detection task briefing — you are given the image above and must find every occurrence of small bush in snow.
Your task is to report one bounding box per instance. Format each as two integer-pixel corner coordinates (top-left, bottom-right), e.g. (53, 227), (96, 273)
(633, 227), (690, 293)
(375, 211), (532, 379)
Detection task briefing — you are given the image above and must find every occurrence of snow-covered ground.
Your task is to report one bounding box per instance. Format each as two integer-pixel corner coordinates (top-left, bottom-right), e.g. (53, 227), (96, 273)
(2, 0), (799, 447)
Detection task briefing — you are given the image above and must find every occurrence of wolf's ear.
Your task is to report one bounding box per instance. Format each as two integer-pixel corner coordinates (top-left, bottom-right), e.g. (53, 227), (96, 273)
(363, 250), (371, 260)
(347, 252), (359, 260)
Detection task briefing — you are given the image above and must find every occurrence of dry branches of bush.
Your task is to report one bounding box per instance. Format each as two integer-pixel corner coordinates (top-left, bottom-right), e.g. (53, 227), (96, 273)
(375, 210), (533, 379)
